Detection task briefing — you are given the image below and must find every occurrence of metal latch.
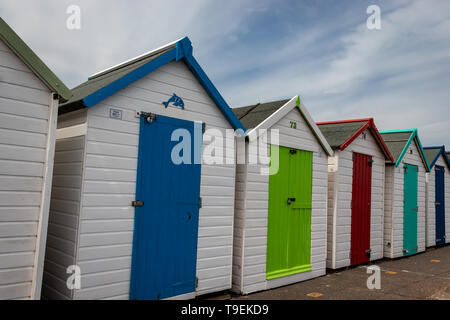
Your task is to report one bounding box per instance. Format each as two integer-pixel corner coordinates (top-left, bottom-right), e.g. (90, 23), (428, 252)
(403, 249), (408, 253)
(132, 200), (144, 207)
(199, 197), (202, 209)
(140, 112), (157, 123)
(412, 207), (418, 212)
(365, 249), (371, 258)
(287, 198), (296, 205)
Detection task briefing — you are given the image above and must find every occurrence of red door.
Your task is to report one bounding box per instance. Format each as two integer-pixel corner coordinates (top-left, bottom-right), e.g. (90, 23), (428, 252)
(350, 153), (372, 265)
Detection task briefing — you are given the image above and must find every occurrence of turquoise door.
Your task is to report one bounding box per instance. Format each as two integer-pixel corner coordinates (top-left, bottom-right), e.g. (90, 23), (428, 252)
(403, 163), (418, 256)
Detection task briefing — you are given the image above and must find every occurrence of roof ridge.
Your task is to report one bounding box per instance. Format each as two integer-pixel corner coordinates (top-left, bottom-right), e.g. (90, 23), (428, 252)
(237, 103), (260, 120)
(88, 38), (181, 80)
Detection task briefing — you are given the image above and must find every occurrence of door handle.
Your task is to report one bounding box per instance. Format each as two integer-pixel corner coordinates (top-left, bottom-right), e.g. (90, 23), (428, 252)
(412, 207), (418, 212)
(132, 200), (144, 207)
(436, 202), (441, 206)
(287, 198), (296, 205)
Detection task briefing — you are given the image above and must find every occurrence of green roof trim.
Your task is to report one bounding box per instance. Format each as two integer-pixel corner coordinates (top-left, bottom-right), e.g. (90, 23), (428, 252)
(0, 17), (72, 101)
(380, 129), (430, 171)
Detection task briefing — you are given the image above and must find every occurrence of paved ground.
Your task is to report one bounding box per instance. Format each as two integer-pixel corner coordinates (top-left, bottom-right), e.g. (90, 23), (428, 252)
(208, 245), (450, 300)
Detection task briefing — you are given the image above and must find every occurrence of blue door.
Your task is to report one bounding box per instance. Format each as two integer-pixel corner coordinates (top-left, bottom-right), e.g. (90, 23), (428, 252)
(435, 165), (445, 246)
(130, 114), (202, 300)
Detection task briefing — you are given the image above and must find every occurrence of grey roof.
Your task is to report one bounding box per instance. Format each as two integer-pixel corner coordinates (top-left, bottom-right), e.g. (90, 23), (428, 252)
(316, 121), (367, 148)
(232, 99), (290, 129)
(60, 42), (176, 113)
(380, 131), (414, 162)
(424, 148), (441, 167)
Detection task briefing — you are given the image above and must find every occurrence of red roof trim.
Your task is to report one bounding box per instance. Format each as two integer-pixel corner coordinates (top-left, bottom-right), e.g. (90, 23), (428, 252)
(317, 118), (394, 161)
(370, 120), (394, 162)
(340, 120), (371, 151)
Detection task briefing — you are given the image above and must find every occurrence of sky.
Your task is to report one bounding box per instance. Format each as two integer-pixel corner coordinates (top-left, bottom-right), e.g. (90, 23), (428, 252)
(1, 0), (449, 146)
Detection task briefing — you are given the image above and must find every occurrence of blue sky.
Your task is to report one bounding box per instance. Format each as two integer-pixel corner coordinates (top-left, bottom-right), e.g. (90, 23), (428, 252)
(1, 0), (449, 146)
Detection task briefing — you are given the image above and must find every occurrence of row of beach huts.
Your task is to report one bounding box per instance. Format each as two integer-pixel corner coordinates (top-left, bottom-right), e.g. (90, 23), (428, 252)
(0, 18), (449, 300)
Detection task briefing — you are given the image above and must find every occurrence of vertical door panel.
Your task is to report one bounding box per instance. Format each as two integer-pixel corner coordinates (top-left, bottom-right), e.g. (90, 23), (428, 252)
(350, 153), (372, 265)
(130, 115), (202, 299)
(435, 166), (445, 245)
(403, 163), (418, 256)
(266, 146), (312, 279)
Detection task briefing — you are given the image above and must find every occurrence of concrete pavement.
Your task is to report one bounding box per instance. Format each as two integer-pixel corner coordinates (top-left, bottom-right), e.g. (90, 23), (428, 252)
(209, 245), (450, 300)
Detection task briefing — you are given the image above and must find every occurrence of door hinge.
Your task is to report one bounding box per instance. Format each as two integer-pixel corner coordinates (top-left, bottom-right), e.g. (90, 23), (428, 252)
(202, 122), (206, 134)
(140, 112), (157, 123)
(199, 197), (202, 209)
(290, 149), (297, 155)
(132, 200), (144, 207)
(287, 198), (296, 205)
(368, 158), (374, 167)
(404, 166), (408, 173)
(365, 249), (371, 258)
(196, 277), (199, 289)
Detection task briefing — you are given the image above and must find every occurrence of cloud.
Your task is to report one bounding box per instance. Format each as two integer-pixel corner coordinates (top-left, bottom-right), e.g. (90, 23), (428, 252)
(1, 0), (449, 146)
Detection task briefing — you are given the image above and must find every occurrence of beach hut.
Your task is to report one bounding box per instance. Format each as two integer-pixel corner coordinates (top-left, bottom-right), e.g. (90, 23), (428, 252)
(231, 96), (333, 295)
(380, 129), (430, 258)
(317, 119), (393, 269)
(0, 18), (71, 299)
(41, 37), (244, 300)
(423, 146), (450, 246)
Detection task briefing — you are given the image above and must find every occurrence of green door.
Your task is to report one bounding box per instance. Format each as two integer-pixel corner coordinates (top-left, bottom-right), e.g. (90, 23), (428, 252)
(403, 163), (418, 256)
(266, 145), (312, 279)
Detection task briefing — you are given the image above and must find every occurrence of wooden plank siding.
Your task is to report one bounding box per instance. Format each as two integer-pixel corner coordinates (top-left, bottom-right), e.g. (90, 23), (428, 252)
(41, 136), (86, 299)
(0, 38), (53, 299)
(327, 129), (386, 269)
(232, 108), (328, 294)
(384, 141), (426, 258)
(425, 155), (450, 246)
(49, 60), (238, 300)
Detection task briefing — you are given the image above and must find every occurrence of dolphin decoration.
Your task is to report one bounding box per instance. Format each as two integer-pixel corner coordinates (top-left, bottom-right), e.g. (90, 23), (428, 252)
(162, 93), (185, 109)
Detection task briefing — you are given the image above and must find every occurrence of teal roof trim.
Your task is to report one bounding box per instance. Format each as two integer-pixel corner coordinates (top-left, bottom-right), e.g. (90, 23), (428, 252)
(380, 129), (430, 171)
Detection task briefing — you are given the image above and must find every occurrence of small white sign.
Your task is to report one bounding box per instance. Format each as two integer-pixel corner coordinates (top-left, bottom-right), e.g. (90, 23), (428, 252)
(110, 108), (122, 120)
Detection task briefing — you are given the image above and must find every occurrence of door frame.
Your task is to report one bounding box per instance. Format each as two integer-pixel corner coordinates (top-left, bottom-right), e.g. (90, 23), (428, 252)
(435, 165), (446, 246)
(350, 152), (373, 266)
(403, 163), (418, 256)
(130, 113), (203, 300)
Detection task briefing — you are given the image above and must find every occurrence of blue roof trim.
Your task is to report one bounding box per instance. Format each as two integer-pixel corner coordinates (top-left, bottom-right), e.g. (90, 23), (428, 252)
(424, 145), (450, 169)
(83, 48), (176, 107)
(183, 54), (245, 131)
(82, 37), (244, 131)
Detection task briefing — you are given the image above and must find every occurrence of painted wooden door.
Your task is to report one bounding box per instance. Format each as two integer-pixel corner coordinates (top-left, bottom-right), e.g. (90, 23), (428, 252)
(350, 153), (372, 265)
(403, 163), (418, 256)
(266, 146), (312, 280)
(130, 114), (202, 300)
(435, 165), (446, 246)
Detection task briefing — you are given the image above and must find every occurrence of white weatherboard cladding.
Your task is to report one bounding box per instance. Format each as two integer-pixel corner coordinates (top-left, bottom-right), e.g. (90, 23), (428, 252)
(49, 60), (236, 300)
(326, 129), (386, 269)
(0, 38), (54, 299)
(383, 141), (426, 258)
(42, 136), (86, 300)
(232, 108), (328, 294)
(425, 155), (450, 246)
